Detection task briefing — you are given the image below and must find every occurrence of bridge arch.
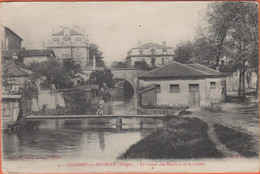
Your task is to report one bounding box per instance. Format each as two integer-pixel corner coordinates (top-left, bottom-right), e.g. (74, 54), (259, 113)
(113, 78), (135, 97)
(111, 68), (147, 92)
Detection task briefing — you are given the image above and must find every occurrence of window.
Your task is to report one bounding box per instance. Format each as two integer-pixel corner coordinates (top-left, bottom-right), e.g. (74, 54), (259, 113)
(161, 58), (165, 65)
(63, 35), (70, 41)
(62, 54), (70, 58)
(170, 84), (180, 93)
(162, 49), (167, 55)
(53, 38), (59, 43)
(155, 84), (161, 93)
(75, 37), (81, 42)
(151, 48), (156, 55)
(210, 82), (216, 89)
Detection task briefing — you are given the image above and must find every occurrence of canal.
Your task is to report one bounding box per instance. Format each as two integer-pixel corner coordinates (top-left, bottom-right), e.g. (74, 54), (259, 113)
(2, 92), (162, 161)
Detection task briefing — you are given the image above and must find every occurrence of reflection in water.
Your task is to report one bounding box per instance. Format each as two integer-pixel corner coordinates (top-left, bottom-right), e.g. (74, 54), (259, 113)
(2, 93), (161, 161)
(98, 131), (105, 152)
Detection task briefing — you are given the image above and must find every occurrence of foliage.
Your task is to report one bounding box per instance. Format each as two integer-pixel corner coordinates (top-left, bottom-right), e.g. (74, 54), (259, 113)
(63, 90), (91, 115)
(89, 43), (105, 67)
(87, 68), (113, 88)
(133, 60), (152, 70)
(26, 59), (82, 89)
(173, 40), (194, 63)
(179, 2), (259, 99)
(110, 60), (129, 68)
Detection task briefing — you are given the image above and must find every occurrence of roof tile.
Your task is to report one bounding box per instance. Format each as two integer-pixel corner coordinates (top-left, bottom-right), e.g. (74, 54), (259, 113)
(139, 61), (225, 79)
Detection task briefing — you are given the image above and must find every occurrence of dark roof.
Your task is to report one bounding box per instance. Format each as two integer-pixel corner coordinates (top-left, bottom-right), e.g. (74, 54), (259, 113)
(186, 64), (222, 76)
(19, 50), (55, 57)
(134, 42), (173, 49)
(2, 49), (55, 58)
(52, 29), (83, 36)
(4, 26), (23, 41)
(2, 61), (30, 77)
(2, 50), (19, 58)
(139, 61), (225, 79)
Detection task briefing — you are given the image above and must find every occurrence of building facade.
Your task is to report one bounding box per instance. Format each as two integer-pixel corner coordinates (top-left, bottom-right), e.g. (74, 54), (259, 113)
(2, 49), (55, 65)
(138, 61), (226, 108)
(0, 25), (23, 51)
(2, 61), (31, 94)
(19, 50), (55, 65)
(126, 41), (174, 68)
(47, 26), (89, 66)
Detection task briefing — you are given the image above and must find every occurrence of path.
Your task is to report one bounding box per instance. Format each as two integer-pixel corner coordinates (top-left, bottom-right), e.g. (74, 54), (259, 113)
(182, 110), (242, 157)
(206, 122), (240, 156)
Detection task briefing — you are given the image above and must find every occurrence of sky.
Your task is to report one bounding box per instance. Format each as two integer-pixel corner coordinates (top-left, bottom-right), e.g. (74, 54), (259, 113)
(0, 2), (209, 65)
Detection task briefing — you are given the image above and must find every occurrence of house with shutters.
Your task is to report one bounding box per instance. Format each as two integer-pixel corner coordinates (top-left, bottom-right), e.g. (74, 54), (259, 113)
(138, 61), (226, 108)
(126, 41), (174, 68)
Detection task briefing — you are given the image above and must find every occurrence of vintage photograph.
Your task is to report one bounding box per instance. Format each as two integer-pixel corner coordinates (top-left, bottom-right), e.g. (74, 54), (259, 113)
(0, 1), (259, 173)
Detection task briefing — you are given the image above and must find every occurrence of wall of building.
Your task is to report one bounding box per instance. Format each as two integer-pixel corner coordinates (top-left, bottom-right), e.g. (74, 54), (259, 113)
(139, 78), (224, 107)
(50, 47), (72, 59)
(1, 27), (22, 51)
(2, 76), (29, 94)
(131, 48), (173, 56)
(72, 47), (87, 64)
(46, 27), (89, 66)
(23, 56), (49, 65)
(154, 56), (174, 67)
(37, 90), (66, 110)
(226, 71), (257, 93)
(130, 56), (174, 67)
(140, 88), (156, 106)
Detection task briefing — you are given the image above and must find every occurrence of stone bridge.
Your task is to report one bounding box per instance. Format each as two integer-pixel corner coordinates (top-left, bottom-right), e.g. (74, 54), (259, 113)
(110, 68), (147, 92)
(83, 68), (147, 92)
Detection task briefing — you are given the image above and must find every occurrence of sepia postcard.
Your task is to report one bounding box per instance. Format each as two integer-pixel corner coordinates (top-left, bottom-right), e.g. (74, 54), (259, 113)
(0, 1), (259, 173)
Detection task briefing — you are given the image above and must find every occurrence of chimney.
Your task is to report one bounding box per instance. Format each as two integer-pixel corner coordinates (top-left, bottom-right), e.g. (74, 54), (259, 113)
(137, 40), (142, 46)
(162, 39), (166, 46)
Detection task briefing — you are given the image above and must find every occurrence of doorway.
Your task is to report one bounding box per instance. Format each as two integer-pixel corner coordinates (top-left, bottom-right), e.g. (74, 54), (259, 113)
(189, 84), (200, 108)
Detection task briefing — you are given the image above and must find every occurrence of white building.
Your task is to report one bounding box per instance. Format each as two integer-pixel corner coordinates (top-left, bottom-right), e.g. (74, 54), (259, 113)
(138, 61), (226, 108)
(126, 41), (174, 68)
(47, 26), (89, 66)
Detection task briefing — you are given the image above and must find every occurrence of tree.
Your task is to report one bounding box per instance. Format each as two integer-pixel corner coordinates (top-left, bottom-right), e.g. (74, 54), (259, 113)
(198, 1), (258, 99)
(89, 43), (105, 67)
(133, 60), (151, 70)
(198, 2), (239, 69)
(173, 40), (194, 63)
(110, 60), (128, 68)
(87, 68), (113, 88)
(224, 2), (258, 99)
(27, 59), (82, 89)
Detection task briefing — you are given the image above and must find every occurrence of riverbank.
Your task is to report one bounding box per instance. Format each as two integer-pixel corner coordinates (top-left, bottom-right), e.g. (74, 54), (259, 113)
(119, 96), (259, 159)
(119, 117), (223, 159)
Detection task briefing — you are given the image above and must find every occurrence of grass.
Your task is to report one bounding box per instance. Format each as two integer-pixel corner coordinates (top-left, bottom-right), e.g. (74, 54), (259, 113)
(119, 117), (223, 159)
(214, 124), (258, 157)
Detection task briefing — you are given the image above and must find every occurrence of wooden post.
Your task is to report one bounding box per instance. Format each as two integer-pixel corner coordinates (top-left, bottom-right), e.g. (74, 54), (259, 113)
(116, 117), (122, 130)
